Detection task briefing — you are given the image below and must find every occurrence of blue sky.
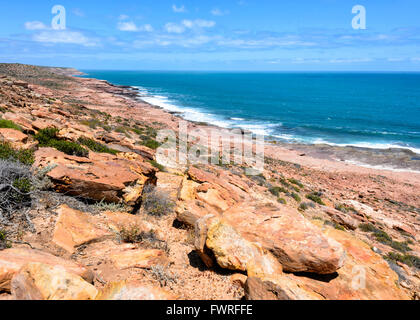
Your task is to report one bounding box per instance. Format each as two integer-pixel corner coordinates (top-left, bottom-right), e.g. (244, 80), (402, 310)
(0, 0), (420, 71)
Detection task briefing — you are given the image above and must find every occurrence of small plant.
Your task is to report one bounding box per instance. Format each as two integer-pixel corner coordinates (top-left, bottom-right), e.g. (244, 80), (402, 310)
(0, 142), (34, 165)
(359, 223), (412, 253)
(77, 137), (118, 155)
(288, 178), (304, 188)
(385, 252), (420, 269)
(299, 202), (309, 211)
(149, 265), (177, 287)
(306, 192), (325, 205)
(35, 128), (88, 157)
(141, 138), (160, 150)
(0, 229), (11, 250)
(0, 119), (22, 131)
(269, 186), (287, 197)
(142, 185), (175, 217)
(278, 198), (287, 204)
(93, 199), (128, 212)
(291, 192), (301, 202)
(149, 160), (165, 171)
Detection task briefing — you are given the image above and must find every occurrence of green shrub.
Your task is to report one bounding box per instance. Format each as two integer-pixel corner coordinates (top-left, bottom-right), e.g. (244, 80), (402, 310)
(269, 186), (287, 197)
(359, 223), (377, 232)
(0, 119), (21, 131)
(35, 128), (88, 157)
(306, 192), (325, 205)
(385, 252), (420, 269)
(141, 139), (160, 150)
(0, 229), (11, 250)
(288, 178), (304, 188)
(77, 137), (118, 155)
(142, 185), (174, 217)
(149, 160), (165, 171)
(0, 142), (34, 165)
(278, 198), (287, 204)
(359, 223), (412, 253)
(299, 202), (309, 211)
(291, 192), (302, 202)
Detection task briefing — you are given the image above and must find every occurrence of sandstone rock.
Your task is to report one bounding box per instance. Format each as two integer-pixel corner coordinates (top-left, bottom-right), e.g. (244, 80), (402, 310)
(109, 249), (168, 269)
(0, 128), (37, 150)
(222, 202), (346, 274)
(230, 274), (248, 288)
(284, 224), (411, 300)
(205, 218), (283, 277)
(52, 204), (112, 253)
(34, 147), (156, 204)
(96, 281), (175, 300)
(323, 206), (359, 230)
(11, 263), (98, 300)
(245, 276), (322, 300)
(0, 248), (93, 292)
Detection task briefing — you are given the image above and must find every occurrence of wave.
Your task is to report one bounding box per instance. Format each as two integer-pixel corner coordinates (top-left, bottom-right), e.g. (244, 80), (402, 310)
(134, 86), (420, 155)
(344, 160), (420, 173)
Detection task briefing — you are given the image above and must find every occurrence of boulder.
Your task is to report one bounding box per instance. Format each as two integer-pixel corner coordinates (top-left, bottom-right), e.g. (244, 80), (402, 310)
(34, 147), (156, 204)
(96, 281), (175, 300)
(0, 247), (93, 292)
(0, 128), (37, 150)
(323, 207), (359, 230)
(222, 202), (346, 274)
(283, 224), (411, 300)
(11, 263), (98, 300)
(109, 249), (168, 269)
(52, 204), (112, 253)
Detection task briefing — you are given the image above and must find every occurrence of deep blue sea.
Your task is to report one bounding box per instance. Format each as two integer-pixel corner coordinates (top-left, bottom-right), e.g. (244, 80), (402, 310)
(82, 71), (420, 154)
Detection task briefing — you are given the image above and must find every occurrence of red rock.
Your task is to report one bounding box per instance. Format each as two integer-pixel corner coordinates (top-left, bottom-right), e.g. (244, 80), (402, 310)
(0, 248), (93, 292)
(222, 202), (346, 274)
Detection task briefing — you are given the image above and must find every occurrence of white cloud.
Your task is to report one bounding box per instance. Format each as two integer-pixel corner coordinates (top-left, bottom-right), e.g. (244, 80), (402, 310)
(183, 19), (215, 28)
(33, 30), (96, 47)
(24, 21), (47, 30)
(118, 21), (153, 32)
(118, 21), (139, 32)
(118, 14), (129, 21)
(211, 8), (229, 16)
(329, 58), (372, 64)
(165, 22), (186, 34)
(172, 5), (186, 13)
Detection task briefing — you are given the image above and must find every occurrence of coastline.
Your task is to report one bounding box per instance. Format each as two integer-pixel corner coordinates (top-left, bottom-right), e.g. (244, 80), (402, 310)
(1, 63), (419, 300)
(79, 72), (420, 174)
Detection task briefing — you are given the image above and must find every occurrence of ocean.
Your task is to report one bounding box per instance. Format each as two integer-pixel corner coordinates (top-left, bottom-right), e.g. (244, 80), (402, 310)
(82, 71), (420, 155)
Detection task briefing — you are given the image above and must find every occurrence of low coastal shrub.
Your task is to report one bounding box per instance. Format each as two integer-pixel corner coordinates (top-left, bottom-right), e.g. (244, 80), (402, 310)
(35, 128), (89, 157)
(77, 137), (118, 155)
(306, 192), (325, 205)
(0, 119), (22, 131)
(269, 186), (287, 197)
(0, 159), (33, 219)
(149, 160), (165, 171)
(359, 223), (412, 253)
(288, 178), (304, 188)
(385, 252), (420, 269)
(93, 199), (128, 212)
(141, 138), (160, 150)
(142, 185), (174, 217)
(119, 227), (167, 251)
(291, 192), (302, 202)
(0, 142), (34, 165)
(278, 198), (287, 204)
(0, 229), (11, 250)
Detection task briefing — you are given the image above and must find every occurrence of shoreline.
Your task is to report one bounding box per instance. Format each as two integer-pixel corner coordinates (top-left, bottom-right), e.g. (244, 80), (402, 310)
(80, 73), (420, 173)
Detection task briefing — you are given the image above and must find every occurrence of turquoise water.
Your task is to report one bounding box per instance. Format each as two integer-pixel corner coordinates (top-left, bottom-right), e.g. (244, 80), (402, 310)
(82, 71), (420, 154)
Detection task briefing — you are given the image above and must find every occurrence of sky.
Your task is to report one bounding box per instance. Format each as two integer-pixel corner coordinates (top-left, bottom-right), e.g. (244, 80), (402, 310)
(0, 0), (420, 71)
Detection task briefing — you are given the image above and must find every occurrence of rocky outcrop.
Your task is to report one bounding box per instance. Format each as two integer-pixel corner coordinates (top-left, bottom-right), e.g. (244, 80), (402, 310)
(0, 128), (37, 150)
(52, 205), (112, 253)
(11, 263), (98, 300)
(96, 281), (175, 300)
(34, 147), (156, 204)
(222, 202), (346, 274)
(0, 248), (93, 292)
